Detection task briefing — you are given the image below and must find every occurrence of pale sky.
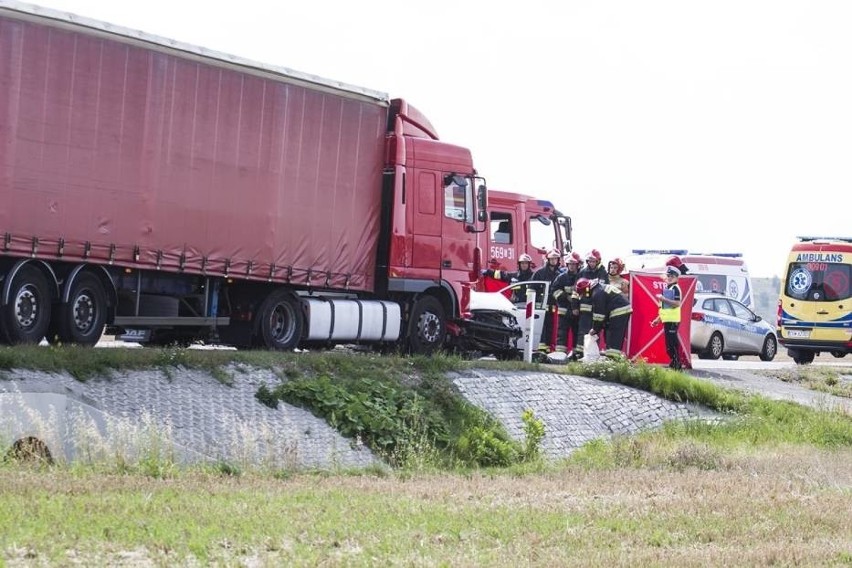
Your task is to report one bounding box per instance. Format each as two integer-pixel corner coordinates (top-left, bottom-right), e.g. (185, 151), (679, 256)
(15, 0), (852, 277)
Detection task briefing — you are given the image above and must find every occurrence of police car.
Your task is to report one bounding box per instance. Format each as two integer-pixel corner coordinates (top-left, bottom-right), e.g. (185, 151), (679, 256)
(691, 292), (778, 361)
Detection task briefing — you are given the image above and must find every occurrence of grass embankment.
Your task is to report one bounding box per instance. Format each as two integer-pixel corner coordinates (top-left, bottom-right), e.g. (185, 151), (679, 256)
(1, 346), (851, 565)
(758, 364), (852, 399)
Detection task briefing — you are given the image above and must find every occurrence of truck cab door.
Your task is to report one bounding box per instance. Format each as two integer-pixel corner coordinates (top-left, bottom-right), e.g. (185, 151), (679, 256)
(439, 175), (476, 284)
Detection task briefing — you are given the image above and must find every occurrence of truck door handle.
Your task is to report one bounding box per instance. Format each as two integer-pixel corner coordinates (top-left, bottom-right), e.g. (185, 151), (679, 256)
(817, 310), (829, 315)
(442, 260), (452, 268)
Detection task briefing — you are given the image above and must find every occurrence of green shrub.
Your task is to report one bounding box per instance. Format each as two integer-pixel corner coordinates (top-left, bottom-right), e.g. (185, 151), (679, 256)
(521, 409), (545, 462)
(454, 425), (519, 467)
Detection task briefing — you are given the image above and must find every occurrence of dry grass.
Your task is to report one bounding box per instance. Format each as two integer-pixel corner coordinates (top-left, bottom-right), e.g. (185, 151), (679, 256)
(1, 446), (850, 566)
(759, 365), (852, 399)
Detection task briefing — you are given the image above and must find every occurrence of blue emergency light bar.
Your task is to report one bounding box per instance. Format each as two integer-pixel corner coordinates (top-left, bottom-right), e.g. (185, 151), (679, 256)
(796, 236), (852, 243)
(631, 249), (688, 255)
(631, 249), (743, 258)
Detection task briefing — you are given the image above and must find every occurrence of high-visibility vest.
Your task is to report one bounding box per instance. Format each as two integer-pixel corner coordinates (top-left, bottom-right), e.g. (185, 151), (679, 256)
(659, 284), (681, 323)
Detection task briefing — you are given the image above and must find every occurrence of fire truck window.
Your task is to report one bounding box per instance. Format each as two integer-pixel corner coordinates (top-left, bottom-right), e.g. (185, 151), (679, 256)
(490, 214), (512, 244)
(529, 215), (555, 251)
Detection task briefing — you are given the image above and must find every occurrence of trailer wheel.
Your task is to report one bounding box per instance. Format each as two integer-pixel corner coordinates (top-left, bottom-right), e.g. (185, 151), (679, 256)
(51, 273), (107, 346)
(255, 290), (303, 350)
(1, 266), (51, 345)
(407, 296), (446, 355)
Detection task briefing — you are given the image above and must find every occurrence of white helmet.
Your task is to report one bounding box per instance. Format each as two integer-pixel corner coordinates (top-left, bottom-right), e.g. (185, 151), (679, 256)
(518, 254), (533, 263)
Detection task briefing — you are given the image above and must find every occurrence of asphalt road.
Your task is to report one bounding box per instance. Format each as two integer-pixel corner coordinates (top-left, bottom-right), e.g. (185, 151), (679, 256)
(689, 355), (852, 372)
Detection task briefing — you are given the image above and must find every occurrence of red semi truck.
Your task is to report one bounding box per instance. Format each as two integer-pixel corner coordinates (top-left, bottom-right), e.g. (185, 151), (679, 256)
(0, 2), (569, 355)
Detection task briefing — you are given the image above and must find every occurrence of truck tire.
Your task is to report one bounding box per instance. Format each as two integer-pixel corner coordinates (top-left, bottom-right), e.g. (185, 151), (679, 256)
(0, 266), (51, 345)
(407, 296), (446, 355)
(50, 273), (107, 347)
(255, 290), (303, 350)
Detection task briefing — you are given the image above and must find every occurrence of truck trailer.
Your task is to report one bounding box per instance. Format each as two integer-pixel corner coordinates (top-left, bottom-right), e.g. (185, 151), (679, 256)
(0, 2), (569, 355)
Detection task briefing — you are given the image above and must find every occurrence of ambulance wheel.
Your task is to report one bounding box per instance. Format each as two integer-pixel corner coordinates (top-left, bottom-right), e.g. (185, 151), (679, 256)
(0, 266), (51, 345)
(407, 296), (446, 355)
(790, 350), (815, 365)
(255, 290), (303, 351)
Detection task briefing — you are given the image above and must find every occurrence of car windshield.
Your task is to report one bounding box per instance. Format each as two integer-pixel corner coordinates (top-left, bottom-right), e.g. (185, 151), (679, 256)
(785, 261), (851, 302)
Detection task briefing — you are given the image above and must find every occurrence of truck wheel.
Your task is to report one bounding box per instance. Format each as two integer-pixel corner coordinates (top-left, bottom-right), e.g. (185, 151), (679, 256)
(830, 350), (846, 359)
(255, 290), (303, 350)
(1, 266), (51, 345)
(759, 335), (777, 362)
(407, 296), (446, 355)
(51, 273), (107, 346)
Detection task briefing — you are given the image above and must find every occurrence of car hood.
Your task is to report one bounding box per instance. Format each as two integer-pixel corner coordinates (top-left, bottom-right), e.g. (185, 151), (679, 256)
(468, 289), (517, 314)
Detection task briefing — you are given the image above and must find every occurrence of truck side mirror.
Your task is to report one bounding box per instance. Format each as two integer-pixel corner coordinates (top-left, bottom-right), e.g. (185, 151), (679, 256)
(477, 185), (487, 222)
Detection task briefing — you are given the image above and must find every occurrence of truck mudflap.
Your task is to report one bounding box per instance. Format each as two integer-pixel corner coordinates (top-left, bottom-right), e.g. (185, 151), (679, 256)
(452, 310), (523, 356)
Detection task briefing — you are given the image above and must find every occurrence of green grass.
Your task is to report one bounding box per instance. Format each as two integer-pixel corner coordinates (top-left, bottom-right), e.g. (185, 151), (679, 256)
(2, 347), (852, 565)
(0, 455), (850, 566)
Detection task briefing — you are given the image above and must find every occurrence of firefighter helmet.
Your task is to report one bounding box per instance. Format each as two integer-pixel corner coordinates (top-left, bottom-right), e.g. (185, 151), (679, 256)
(575, 277), (598, 295)
(585, 249), (602, 262)
(518, 253), (533, 264)
(565, 251), (582, 265)
(546, 249), (561, 260)
(608, 257), (625, 275)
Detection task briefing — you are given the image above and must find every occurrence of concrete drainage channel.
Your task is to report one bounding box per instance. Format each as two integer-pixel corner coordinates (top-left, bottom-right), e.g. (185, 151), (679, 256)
(1, 367), (720, 469)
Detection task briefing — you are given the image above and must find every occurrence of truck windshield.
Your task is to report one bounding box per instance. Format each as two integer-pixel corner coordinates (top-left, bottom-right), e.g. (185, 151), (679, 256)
(785, 262), (851, 302)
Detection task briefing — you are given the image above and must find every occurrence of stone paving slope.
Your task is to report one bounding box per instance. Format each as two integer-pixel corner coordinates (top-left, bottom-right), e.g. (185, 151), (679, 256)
(0, 366), (377, 469)
(8, 364), (841, 468)
(451, 370), (715, 459)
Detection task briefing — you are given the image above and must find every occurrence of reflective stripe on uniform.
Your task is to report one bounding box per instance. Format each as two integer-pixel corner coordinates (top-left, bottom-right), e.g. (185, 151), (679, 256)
(610, 305), (632, 318)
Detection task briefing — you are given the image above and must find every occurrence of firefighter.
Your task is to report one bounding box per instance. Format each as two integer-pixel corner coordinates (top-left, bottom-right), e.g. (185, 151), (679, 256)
(532, 249), (565, 353)
(586, 278), (633, 358)
(550, 252), (582, 353)
(579, 249), (609, 283)
(571, 277), (596, 360)
(607, 257), (629, 298)
(482, 253), (535, 284)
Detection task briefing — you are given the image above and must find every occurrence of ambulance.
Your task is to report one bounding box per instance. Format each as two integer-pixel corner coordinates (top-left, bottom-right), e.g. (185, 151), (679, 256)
(777, 237), (851, 364)
(625, 250), (755, 309)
